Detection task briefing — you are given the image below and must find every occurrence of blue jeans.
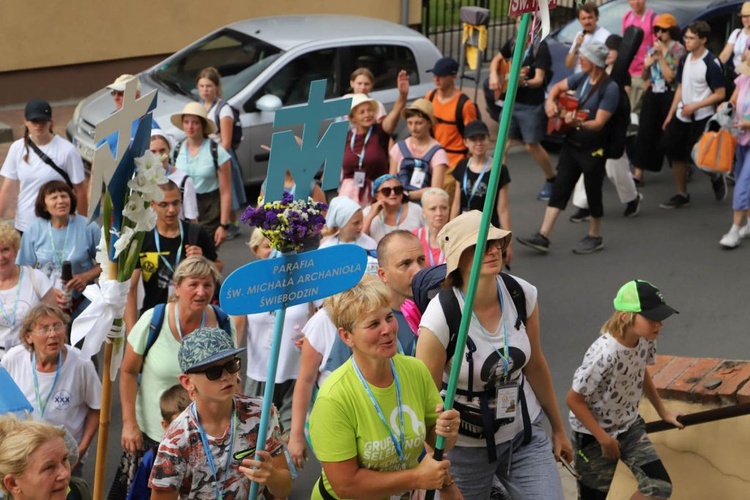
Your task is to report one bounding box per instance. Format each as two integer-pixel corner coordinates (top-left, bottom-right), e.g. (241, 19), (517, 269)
(733, 144), (750, 211)
(448, 414), (564, 500)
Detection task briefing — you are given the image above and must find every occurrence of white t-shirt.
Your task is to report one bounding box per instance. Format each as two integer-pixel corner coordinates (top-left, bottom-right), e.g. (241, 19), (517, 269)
(419, 275), (542, 447)
(244, 302), (317, 383)
(569, 333), (656, 437)
(0, 267), (54, 359)
(568, 26), (611, 73)
(728, 28), (750, 70)
(302, 308), (342, 386)
(0, 136), (86, 232)
(677, 49), (725, 122)
(1, 344), (101, 444)
(364, 202), (425, 243)
(166, 168), (199, 221)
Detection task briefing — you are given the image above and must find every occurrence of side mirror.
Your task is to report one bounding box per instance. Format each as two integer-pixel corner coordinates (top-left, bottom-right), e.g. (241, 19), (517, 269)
(256, 94), (283, 112)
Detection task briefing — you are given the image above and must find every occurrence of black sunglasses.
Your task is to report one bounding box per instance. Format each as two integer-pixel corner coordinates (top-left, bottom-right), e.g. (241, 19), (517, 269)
(653, 27), (667, 33)
(379, 186), (404, 197)
(191, 357), (242, 381)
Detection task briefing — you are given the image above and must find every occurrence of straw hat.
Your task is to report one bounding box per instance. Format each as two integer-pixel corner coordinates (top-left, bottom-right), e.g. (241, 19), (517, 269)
(402, 98), (436, 126)
(348, 94), (379, 118)
(170, 102), (217, 135)
(437, 210), (511, 276)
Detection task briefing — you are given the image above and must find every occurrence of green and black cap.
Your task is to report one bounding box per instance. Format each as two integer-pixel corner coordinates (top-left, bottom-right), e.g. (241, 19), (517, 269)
(613, 280), (678, 322)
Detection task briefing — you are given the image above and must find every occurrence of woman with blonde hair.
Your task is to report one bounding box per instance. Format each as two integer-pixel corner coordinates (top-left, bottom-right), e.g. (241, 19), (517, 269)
(414, 188), (450, 266)
(170, 103), (232, 246)
(0, 415), (71, 499)
(111, 256), (236, 498)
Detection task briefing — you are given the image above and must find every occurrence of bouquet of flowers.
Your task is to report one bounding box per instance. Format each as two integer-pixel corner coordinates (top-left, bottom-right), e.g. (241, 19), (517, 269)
(242, 191), (327, 253)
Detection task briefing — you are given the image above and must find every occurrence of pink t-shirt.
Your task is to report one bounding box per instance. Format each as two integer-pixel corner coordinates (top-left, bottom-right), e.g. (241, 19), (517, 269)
(623, 9), (656, 77)
(735, 74), (750, 146)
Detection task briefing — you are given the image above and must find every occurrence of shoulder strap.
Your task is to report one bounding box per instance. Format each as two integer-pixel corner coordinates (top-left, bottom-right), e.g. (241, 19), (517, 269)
(427, 89), (437, 102)
(214, 99), (224, 134)
(171, 140), (183, 164)
(455, 94), (471, 136)
(179, 175), (188, 201)
(396, 140), (411, 160)
(210, 140), (219, 170)
(499, 273), (527, 330)
(27, 140), (73, 188)
(26, 266), (41, 300)
(211, 305), (232, 336)
(422, 144), (443, 163)
(186, 222), (200, 246)
(440, 289), (464, 361)
(142, 304), (167, 370)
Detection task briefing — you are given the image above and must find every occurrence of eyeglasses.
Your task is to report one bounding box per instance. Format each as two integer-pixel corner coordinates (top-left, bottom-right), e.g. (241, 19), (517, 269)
(32, 323), (66, 335)
(378, 186), (404, 197)
(110, 90), (124, 97)
(683, 35), (699, 41)
(155, 200), (182, 209)
(190, 357), (242, 381)
(653, 27), (666, 33)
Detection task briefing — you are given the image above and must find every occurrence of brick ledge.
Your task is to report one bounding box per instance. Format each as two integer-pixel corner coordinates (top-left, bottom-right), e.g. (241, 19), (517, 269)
(648, 355), (750, 405)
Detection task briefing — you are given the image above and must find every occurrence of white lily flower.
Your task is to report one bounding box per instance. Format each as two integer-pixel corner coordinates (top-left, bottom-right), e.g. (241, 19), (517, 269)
(127, 173), (163, 202)
(133, 209), (157, 232)
(134, 151), (162, 181)
(113, 226), (135, 259)
(95, 226), (110, 268)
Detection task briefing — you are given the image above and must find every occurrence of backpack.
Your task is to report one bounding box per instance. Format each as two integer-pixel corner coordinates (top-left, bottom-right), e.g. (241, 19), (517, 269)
(141, 303), (232, 371)
(171, 139), (219, 169)
(596, 78), (630, 159)
(395, 140), (444, 190)
(213, 99), (244, 150)
(411, 263), (531, 462)
(427, 89), (481, 138)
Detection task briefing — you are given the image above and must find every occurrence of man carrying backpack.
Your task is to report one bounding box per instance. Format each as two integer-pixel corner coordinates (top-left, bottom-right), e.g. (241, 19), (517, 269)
(426, 56), (479, 205)
(123, 180), (222, 333)
(517, 42), (618, 255)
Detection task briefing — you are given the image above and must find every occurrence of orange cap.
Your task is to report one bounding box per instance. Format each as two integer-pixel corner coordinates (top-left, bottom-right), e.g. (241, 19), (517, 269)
(654, 13), (678, 29)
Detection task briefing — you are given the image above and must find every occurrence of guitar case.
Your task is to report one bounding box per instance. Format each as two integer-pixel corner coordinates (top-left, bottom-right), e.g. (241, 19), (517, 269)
(610, 26), (644, 89)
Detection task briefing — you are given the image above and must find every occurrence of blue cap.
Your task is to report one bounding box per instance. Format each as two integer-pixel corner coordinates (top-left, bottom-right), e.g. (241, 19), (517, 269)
(428, 57), (459, 77)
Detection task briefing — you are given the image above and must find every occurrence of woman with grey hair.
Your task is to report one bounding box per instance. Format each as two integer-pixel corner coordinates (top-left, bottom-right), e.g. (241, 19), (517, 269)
(414, 187), (450, 266)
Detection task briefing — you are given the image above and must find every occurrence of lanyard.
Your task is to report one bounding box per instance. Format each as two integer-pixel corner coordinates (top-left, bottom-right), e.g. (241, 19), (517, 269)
(463, 158), (490, 208)
(351, 358), (406, 465)
(0, 267), (23, 327)
(154, 224), (183, 275)
(380, 203), (403, 228)
(459, 280), (511, 379)
(32, 351), (62, 417)
(350, 126), (373, 169)
(422, 227), (444, 266)
(47, 219), (71, 269)
(191, 402), (236, 500)
(175, 303), (206, 339)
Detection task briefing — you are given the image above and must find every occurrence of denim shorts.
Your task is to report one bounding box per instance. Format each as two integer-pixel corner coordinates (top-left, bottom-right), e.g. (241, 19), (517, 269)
(509, 102), (546, 145)
(448, 413), (564, 500)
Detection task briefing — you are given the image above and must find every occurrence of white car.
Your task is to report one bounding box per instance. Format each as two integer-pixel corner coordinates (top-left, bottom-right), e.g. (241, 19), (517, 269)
(66, 14), (442, 185)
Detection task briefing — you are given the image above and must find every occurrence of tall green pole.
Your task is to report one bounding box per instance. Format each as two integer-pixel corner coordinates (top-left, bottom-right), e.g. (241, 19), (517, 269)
(426, 12), (532, 499)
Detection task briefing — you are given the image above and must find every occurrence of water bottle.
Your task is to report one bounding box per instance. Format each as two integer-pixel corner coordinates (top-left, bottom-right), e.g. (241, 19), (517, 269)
(61, 261), (73, 312)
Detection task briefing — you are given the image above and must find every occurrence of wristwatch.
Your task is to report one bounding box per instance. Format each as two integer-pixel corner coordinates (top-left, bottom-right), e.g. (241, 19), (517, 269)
(220, 223), (231, 230)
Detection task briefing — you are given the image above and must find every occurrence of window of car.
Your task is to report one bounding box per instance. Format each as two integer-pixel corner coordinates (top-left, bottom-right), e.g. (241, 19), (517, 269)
(701, 10), (740, 55)
(249, 48), (340, 109)
(151, 28), (283, 100)
(346, 44), (420, 90)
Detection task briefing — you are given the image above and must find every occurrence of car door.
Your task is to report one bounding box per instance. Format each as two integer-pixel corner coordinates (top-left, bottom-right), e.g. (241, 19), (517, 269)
(236, 47), (342, 185)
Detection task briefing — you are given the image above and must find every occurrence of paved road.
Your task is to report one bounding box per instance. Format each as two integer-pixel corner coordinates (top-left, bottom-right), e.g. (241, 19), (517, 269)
(72, 140), (750, 498)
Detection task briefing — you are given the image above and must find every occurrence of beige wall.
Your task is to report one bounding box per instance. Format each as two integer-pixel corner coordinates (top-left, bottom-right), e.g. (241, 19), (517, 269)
(609, 400), (750, 499)
(0, 0), (422, 72)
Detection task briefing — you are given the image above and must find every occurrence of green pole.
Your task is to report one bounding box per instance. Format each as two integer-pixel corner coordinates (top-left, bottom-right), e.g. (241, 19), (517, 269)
(427, 11), (532, 489)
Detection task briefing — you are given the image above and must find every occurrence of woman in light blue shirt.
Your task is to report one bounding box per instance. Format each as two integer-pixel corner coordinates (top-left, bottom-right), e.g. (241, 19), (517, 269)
(170, 102), (232, 247)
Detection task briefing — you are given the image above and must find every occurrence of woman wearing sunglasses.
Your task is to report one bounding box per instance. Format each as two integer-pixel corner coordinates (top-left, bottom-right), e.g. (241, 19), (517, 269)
(632, 14), (686, 183)
(111, 256), (237, 498)
(363, 174), (426, 243)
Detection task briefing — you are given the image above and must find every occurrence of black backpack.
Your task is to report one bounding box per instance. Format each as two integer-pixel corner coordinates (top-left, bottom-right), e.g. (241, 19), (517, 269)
(171, 139), (219, 169)
(597, 79), (630, 160)
(213, 99), (244, 150)
(426, 89), (481, 139)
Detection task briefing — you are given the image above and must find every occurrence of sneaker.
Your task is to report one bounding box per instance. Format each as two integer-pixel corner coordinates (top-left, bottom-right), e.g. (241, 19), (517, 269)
(623, 193), (643, 218)
(516, 233), (550, 253)
(573, 235), (604, 254)
(537, 180), (554, 201)
(711, 174), (728, 202)
(569, 208), (591, 223)
(719, 230), (741, 249)
(659, 194), (690, 209)
(740, 224), (750, 239)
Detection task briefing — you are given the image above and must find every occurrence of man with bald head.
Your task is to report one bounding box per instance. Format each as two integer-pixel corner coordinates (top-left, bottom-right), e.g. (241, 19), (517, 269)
(376, 230), (427, 355)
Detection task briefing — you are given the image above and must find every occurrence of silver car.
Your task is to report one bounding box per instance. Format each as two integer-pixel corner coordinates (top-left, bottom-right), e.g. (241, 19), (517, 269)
(66, 14), (442, 185)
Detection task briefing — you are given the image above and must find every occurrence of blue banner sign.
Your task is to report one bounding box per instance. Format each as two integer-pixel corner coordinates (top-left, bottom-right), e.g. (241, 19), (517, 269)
(220, 244), (367, 315)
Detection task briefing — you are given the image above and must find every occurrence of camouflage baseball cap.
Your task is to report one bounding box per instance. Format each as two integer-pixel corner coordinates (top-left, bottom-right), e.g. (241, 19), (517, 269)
(178, 327), (244, 373)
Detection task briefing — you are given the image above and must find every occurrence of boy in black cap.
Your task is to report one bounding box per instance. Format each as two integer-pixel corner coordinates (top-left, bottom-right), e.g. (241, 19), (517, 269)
(566, 280), (683, 500)
(149, 327), (291, 499)
(449, 120), (513, 263)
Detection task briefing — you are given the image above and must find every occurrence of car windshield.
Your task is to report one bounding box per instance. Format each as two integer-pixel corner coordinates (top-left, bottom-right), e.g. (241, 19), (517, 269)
(556, 2), (632, 44)
(151, 28), (283, 100)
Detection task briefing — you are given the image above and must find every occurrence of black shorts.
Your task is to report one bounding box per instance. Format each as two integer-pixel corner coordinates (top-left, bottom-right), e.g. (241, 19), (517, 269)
(665, 116), (709, 163)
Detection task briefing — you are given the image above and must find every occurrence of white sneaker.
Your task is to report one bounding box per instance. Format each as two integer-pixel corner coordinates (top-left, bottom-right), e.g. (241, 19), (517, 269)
(739, 224), (750, 239)
(720, 230), (741, 249)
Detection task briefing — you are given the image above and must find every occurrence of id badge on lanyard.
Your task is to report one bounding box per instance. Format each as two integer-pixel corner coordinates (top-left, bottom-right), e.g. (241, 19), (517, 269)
(354, 170), (366, 188)
(409, 160), (426, 189)
(495, 379), (519, 419)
